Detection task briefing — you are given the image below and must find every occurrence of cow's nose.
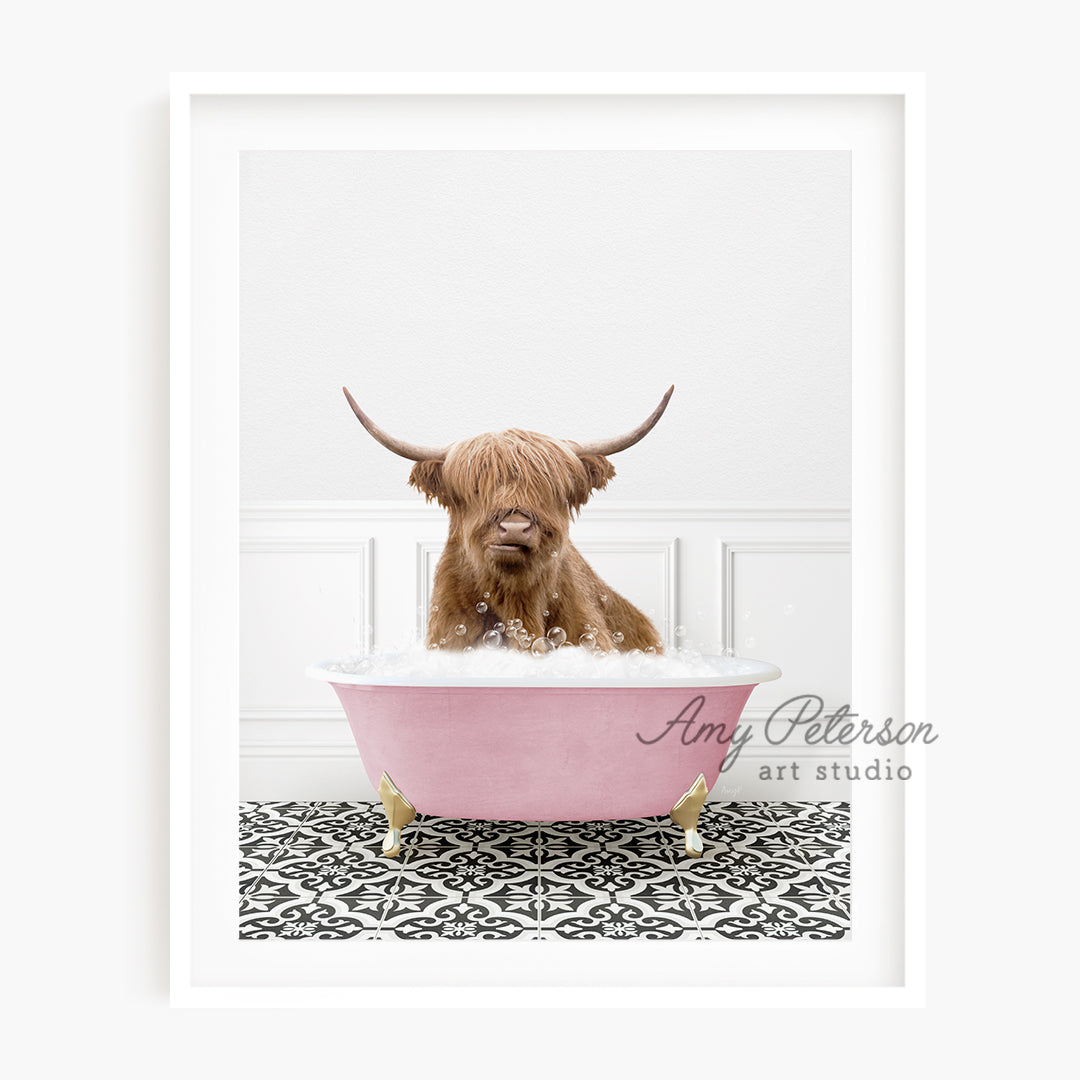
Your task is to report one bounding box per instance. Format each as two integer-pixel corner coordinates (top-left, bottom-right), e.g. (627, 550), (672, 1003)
(498, 512), (534, 543)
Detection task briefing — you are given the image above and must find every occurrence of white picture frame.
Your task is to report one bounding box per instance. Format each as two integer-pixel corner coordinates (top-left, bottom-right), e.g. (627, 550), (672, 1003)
(171, 72), (925, 1007)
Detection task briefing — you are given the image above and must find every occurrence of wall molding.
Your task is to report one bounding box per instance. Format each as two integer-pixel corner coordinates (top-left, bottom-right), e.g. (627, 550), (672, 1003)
(239, 535), (374, 720)
(719, 537), (851, 654)
(239, 706), (344, 722)
(577, 536), (678, 647)
(239, 537), (374, 655)
(415, 539), (447, 639)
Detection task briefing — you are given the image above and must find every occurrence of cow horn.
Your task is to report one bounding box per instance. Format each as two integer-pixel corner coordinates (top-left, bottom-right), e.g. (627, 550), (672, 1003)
(574, 385), (675, 457)
(342, 387), (448, 462)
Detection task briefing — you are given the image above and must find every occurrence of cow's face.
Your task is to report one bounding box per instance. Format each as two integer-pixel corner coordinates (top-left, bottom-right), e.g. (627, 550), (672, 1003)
(408, 429), (614, 574)
(342, 385), (673, 579)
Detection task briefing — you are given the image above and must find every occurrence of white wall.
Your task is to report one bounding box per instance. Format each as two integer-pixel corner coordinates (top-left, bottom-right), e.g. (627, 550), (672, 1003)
(239, 149), (850, 502)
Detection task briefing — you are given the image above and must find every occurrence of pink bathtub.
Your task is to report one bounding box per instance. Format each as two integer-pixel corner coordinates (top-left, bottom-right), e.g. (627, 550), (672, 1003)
(307, 655), (780, 855)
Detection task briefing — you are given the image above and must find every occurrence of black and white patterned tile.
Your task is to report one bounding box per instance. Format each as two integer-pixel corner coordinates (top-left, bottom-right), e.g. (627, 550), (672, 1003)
(239, 800), (399, 939)
(239, 801), (320, 901)
(544, 891), (697, 940)
(240, 892), (383, 940)
(537, 817), (700, 939)
(377, 816), (541, 940)
(238, 801), (850, 941)
(681, 802), (851, 939)
(379, 881), (539, 940)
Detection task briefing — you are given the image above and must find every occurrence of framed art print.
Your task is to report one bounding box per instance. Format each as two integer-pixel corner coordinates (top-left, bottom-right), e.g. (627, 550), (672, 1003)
(171, 73), (925, 1007)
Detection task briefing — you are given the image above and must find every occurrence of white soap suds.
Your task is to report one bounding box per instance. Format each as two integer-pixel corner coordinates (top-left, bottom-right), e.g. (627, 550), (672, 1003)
(320, 644), (760, 681)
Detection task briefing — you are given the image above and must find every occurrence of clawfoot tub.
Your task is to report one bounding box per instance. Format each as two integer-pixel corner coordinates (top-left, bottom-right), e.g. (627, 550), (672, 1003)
(306, 656), (781, 859)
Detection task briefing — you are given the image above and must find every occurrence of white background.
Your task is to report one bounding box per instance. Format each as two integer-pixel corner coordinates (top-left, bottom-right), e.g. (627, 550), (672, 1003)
(4, 1), (1074, 1076)
(240, 148), (850, 502)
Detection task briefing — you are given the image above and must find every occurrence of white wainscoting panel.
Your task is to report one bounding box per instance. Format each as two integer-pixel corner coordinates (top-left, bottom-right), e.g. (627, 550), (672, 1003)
(719, 539), (852, 717)
(240, 502), (850, 802)
(239, 537), (372, 718)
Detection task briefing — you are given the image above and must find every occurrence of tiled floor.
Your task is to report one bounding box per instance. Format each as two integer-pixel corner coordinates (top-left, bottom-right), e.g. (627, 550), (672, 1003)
(239, 801), (850, 940)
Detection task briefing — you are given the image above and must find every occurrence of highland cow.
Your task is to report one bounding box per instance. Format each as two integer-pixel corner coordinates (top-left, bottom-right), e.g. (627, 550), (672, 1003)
(344, 386), (674, 653)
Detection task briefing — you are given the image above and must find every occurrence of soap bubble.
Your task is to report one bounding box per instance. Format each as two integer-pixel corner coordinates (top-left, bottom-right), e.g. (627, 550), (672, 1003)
(645, 646), (657, 655)
(600, 594), (607, 603)
(519, 633), (534, 648)
(783, 603), (795, 616)
(675, 625), (687, 638)
(432, 604), (439, 612)
(483, 592), (490, 599)
(543, 610), (549, 618)
(482, 630), (503, 650)
(579, 633), (598, 650)
(721, 646), (738, 658)
(551, 550), (559, 558)
(547, 626), (567, 647)
(612, 631), (624, 644)
(463, 646), (475, 653)
(531, 637), (553, 655)
(493, 622), (506, 634)
(552, 592), (559, 600)
(427, 642), (440, 650)
(476, 602), (488, 614)
(455, 624), (467, 636)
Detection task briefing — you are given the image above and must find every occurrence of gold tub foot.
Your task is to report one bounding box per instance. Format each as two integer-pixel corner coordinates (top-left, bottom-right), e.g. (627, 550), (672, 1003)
(669, 773), (709, 858)
(377, 771), (416, 858)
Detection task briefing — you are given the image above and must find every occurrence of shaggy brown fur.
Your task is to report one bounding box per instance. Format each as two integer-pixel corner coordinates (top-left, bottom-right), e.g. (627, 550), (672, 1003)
(408, 429), (663, 653)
